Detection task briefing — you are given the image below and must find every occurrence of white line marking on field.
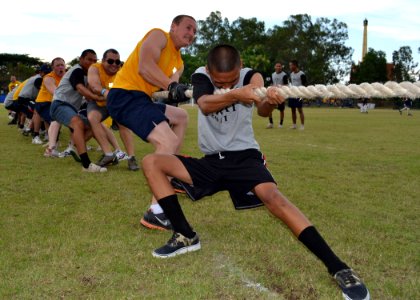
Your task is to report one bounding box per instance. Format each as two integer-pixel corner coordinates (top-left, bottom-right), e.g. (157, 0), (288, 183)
(214, 254), (281, 298)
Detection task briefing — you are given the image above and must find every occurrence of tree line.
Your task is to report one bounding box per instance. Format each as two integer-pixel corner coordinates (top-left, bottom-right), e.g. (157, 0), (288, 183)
(1, 11), (418, 93)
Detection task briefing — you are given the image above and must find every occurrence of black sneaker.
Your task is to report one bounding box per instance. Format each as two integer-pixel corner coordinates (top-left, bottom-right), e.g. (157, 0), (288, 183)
(152, 232), (201, 258)
(334, 269), (370, 300)
(170, 178), (187, 194)
(96, 154), (118, 167)
(69, 149), (81, 163)
(127, 156), (140, 171)
(140, 209), (173, 231)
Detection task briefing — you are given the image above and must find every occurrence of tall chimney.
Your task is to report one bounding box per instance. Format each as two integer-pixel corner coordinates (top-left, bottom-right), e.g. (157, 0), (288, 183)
(362, 19), (368, 61)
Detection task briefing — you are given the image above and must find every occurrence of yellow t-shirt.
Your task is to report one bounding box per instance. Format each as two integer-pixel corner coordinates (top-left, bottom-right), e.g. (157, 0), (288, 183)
(92, 62), (116, 107)
(35, 71), (62, 103)
(12, 80), (27, 100)
(8, 81), (21, 92)
(112, 28), (183, 97)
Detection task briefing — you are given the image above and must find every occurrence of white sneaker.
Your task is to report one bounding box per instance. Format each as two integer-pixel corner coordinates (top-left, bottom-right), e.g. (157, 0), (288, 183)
(115, 150), (129, 160)
(290, 125), (297, 129)
(266, 123), (273, 129)
(300, 125), (305, 130)
(44, 147), (60, 158)
(278, 124), (283, 128)
(83, 163), (107, 173)
(32, 136), (43, 144)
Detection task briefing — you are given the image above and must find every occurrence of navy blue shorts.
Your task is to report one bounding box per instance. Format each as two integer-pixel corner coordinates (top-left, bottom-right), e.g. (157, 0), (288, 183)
(35, 102), (52, 124)
(288, 98), (303, 108)
(176, 149), (276, 209)
(107, 88), (167, 141)
(50, 100), (89, 127)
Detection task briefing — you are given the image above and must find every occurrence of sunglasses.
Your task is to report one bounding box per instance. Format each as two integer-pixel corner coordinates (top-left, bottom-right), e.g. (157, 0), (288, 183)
(106, 59), (121, 65)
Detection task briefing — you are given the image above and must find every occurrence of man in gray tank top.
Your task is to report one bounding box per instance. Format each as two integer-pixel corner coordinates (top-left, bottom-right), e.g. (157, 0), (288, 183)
(50, 49), (106, 173)
(140, 45), (369, 300)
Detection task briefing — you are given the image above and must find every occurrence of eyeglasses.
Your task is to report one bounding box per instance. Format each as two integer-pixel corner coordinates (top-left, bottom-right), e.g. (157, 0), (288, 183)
(106, 59), (121, 66)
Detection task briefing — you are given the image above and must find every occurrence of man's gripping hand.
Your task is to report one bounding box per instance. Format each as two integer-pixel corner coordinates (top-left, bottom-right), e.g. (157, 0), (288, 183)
(168, 82), (189, 103)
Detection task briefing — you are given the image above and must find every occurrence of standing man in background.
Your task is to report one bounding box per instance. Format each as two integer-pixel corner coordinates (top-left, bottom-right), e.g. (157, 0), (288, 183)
(266, 62), (288, 129)
(289, 60), (306, 130)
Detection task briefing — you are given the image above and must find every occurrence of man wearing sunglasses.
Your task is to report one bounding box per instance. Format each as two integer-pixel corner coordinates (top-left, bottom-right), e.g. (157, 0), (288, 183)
(107, 15), (197, 231)
(87, 49), (139, 171)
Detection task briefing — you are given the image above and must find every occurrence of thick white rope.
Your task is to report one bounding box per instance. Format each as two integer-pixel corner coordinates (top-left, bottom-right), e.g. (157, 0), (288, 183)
(151, 81), (420, 100)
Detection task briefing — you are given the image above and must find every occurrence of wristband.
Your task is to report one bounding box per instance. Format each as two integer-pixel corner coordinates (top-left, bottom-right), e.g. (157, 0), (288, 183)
(101, 88), (107, 96)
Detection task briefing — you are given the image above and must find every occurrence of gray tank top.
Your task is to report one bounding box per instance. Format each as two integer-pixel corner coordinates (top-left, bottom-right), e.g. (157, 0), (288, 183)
(53, 64), (86, 110)
(195, 67), (260, 155)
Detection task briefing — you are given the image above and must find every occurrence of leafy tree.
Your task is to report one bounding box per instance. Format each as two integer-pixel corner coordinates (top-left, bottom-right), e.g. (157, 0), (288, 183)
(0, 53), (43, 92)
(266, 14), (353, 84)
(351, 48), (388, 83)
(193, 11), (231, 58)
(392, 46), (418, 82)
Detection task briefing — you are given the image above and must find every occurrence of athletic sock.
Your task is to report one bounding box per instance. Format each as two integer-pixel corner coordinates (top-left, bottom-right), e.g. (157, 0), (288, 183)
(158, 194), (195, 238)
(269, 117), (273, 124)
(280, 119), (284, 125)
(80, 152), (91, 169)
(298, 226), (349, 275)
(150, 203), (163, 214)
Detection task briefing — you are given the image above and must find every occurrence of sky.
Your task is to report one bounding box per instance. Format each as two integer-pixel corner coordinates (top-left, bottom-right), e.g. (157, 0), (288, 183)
(1, 0), (419, 74)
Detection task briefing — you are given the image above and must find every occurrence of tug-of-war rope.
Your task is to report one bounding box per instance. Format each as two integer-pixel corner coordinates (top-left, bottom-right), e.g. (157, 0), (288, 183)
(152, 81), (420, 101)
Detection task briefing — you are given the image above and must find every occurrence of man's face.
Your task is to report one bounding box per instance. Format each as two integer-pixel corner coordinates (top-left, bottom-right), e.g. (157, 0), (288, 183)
(275, 63), (282, 73)
(102, 52), (121, 76)
(10, 76), (16, 82)
(171, 17), (197, 49)
(208, 66), (241, 89)
(53, 59), (66, 77)
(80, 53), (97, 71)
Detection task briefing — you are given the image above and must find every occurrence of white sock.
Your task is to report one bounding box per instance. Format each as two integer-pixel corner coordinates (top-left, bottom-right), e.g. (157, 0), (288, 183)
(151, 203), (163, 214)
(105, 152), (113, 156)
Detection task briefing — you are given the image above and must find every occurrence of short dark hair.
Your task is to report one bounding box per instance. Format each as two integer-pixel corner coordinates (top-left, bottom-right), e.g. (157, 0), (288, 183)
(207, 44), (241, 73)
(51, 57), (64, 66)
(102, 48), (119, 60)
(172, 15), (196, 25)
(290, 59), (299, 67)
(80, 49), (96, 58)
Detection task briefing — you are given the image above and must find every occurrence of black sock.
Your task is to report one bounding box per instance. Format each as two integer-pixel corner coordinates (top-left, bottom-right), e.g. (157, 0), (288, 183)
(80, 152), (91, 168)
(298, 226), (349, 275)
(158, 194), (195, 238)
(32, 132), (39, 138)
(280, 119), (284, 125)
(269, 117), (273, 124)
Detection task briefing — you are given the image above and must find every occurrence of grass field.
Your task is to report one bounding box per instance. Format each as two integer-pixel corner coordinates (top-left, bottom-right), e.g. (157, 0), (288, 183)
(0, 105), (419, 299)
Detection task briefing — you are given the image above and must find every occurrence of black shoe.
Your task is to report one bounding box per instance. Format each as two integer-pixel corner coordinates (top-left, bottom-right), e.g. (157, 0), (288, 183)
(152, 232), (201, 258)
(334, 269), (370, 300)
(8, 118), (17, 125)
(140, 209), (173, 231)
(170, 178), (206, 201)
(69, 149), (82, 163)
(170, 178), (187, 194)
(96, 154), (118, 167)
(127, 156), (140, 171)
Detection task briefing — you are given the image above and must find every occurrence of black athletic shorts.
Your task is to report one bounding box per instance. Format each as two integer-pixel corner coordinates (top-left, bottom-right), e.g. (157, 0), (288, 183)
(176, 149), (276, 209)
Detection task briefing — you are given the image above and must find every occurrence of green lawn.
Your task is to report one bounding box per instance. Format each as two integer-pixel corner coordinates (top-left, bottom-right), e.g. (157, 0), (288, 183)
(0, 106), (419, 299)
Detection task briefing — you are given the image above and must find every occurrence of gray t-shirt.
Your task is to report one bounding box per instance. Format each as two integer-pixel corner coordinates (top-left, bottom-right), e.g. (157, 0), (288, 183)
(18, 74), (41, 100)
(53, 64), (86, 110)
(290, 70), (306, 86)
(193, 66), (260, 155)
(272, 71), (288, 86)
